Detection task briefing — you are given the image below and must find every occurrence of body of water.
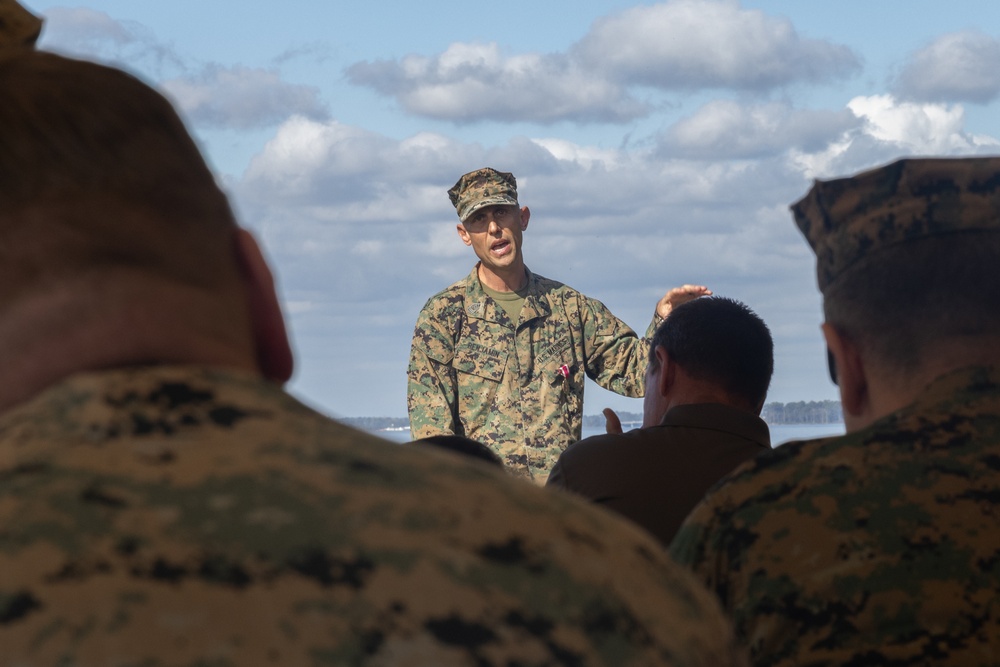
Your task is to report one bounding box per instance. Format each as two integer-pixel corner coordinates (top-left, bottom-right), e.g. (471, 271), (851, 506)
(373, 422), (845, 445)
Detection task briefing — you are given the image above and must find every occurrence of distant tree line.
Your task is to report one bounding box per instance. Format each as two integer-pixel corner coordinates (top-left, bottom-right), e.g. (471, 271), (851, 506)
(761, 400), (842, 424)
(343, 401), (843, 432)
(582, 412), (642, 428)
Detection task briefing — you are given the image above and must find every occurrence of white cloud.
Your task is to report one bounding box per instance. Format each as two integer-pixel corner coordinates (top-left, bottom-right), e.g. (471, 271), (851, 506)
(660, 100), (859, 159)
(344, 0), (859, 124)
(573, 0), (860, 90)
(847, 94), (999, 154)
(38, 7), (181, 74)
(40, 9), (328, 131)
(347, 42), (646, 123)
(161, 65), (328, 129)
(241, 117), (463, 207)
(895, 31), (1000, 103)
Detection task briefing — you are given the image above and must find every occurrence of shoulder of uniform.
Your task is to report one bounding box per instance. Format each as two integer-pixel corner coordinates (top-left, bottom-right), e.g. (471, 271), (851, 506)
(527, 270), (565, 290)
(419, 281), (468, 314)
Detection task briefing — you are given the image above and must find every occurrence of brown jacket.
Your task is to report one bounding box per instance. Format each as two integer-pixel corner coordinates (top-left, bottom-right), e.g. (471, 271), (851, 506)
(547, 403), (771, 545)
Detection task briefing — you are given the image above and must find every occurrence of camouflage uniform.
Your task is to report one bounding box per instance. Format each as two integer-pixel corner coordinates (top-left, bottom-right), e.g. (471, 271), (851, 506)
(671, 365), (1000, 666)
(408, 265), (657, 483)
(671, 157), (1000, 666)
(1, 364), (745, 666)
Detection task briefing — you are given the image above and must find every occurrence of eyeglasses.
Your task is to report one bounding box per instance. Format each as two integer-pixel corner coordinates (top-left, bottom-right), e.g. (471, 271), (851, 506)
(827, 347), (838, 386)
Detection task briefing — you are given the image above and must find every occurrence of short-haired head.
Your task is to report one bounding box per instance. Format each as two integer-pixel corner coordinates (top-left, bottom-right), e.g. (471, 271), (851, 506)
(0, 50), (239, 299)
(413, 434), (505, 468)
(0, 50), (293, 407)
(792, 156), (1000, 376)
(650, 296), (773, 411)
(0, 0), (41, 51)
(448, 168), (518, 223)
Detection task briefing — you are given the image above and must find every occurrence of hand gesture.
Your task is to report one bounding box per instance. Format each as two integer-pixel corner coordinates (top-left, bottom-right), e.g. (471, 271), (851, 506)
(656, 284), (712, 320)
(603, 407), (624, 435)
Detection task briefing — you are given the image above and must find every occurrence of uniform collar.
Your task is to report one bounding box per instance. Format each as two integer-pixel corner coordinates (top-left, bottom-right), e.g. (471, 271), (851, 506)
(659, 403), (771, 449)
(463, 264), (551, 325)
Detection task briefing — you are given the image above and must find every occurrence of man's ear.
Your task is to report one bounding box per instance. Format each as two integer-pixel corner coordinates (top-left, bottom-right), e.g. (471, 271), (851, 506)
(519, 206), (530, 231)
(234, 228), (294, 383)
(822, 322), (867, 421)
(655, 345), (676, 397)
(456, 223), (472, 246)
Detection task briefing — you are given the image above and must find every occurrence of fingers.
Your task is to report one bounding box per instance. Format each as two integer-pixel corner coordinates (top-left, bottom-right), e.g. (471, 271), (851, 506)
(603, 407), (623, 435)
(657, 284), (712, 319)
(668, 284), (712, 301)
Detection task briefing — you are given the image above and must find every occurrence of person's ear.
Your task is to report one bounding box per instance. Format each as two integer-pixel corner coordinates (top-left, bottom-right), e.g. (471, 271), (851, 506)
(519, 206), (530, 231)
(234, 228), (294, 383)
(822, 322), (867, 421)
(456, 223), (472, 246)
(655, 345), (676, 397)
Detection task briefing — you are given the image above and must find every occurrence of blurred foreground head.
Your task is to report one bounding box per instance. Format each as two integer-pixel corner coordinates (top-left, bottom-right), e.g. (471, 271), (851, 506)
(0, 50), (292, 410)
(0, 0), (41, 50)
(792, 156), (1000, 429)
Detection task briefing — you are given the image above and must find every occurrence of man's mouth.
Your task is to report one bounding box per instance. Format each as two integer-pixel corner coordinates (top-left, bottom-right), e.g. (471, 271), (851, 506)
(491, 240), (511, 256)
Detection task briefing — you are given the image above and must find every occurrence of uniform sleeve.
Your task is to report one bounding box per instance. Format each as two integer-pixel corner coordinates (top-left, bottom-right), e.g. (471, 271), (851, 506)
(581, 297), (656, 398)
(407, 301), (460, 440)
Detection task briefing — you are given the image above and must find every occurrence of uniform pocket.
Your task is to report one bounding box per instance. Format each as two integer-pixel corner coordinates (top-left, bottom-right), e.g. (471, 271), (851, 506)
(453, 342), (507, 382)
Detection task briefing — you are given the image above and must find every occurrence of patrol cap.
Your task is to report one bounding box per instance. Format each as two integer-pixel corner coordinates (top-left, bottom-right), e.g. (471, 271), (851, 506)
(448, 167), (518, 223)
(0, 0), (42, 49)
(791, 156), (1000, 292)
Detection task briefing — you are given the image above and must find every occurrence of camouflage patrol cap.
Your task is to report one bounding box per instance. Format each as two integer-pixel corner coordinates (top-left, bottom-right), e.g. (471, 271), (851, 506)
(0, 0), (42, 49)
(791, 156), (1000, 292)
(448, 167), (518, 222)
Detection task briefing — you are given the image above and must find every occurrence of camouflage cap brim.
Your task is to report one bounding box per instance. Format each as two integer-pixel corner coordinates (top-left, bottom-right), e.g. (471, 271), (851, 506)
(791, 156), (1000, 291)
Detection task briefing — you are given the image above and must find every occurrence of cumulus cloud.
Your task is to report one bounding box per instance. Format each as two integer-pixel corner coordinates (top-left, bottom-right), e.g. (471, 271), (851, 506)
(345, 0), (860, 124)
(847, 94), (1000, 154)
(660, 100), (860, 159)
(347, 42), (646, 124)
(161, 66), (329, 129)
(241, 118), (470, 207)
(895, 31), (1000, 103)
(38, 7), (181, 73)
(573, 0), (860, 90)
(40, 8), (329, 131)
(236, 92), (1000, 314)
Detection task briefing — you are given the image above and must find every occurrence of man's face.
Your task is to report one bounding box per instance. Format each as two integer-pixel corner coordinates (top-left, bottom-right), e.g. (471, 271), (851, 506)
(456, 204), (529, 275)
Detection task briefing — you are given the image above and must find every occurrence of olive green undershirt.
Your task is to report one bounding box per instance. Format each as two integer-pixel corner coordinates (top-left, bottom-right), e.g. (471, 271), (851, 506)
(481, 281), (529, 324)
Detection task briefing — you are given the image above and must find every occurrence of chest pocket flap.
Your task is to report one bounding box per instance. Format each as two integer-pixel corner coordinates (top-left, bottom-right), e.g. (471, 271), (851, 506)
(453, 340), (508, 382)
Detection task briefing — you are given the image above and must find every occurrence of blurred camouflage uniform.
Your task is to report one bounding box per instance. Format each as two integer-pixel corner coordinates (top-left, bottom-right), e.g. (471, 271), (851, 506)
(409, 267), (657, 483)
(671, 157), (1000, 666)
(2, 364), (746, 666)
(409, 168), (657, 483)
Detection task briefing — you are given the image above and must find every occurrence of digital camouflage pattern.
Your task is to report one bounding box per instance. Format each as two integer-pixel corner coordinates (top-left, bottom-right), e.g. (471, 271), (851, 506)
(0, 0), (41, 49)
(670, 365), (1000, 666)
(1, 364), (746, 666)
(448, 168), (519, 223)
(791, 156), (1000, 291)
(408, 266), (657, 484)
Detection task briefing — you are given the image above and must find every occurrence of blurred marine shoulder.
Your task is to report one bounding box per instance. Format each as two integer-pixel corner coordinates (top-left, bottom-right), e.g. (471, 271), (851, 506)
(1, 365), (746, 666)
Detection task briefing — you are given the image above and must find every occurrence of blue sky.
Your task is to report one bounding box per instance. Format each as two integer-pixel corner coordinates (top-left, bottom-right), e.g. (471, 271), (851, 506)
(26, 0), (1000, 419)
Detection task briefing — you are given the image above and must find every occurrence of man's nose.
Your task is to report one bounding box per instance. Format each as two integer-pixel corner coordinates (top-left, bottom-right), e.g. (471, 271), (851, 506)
(488, 219), (500, 233)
